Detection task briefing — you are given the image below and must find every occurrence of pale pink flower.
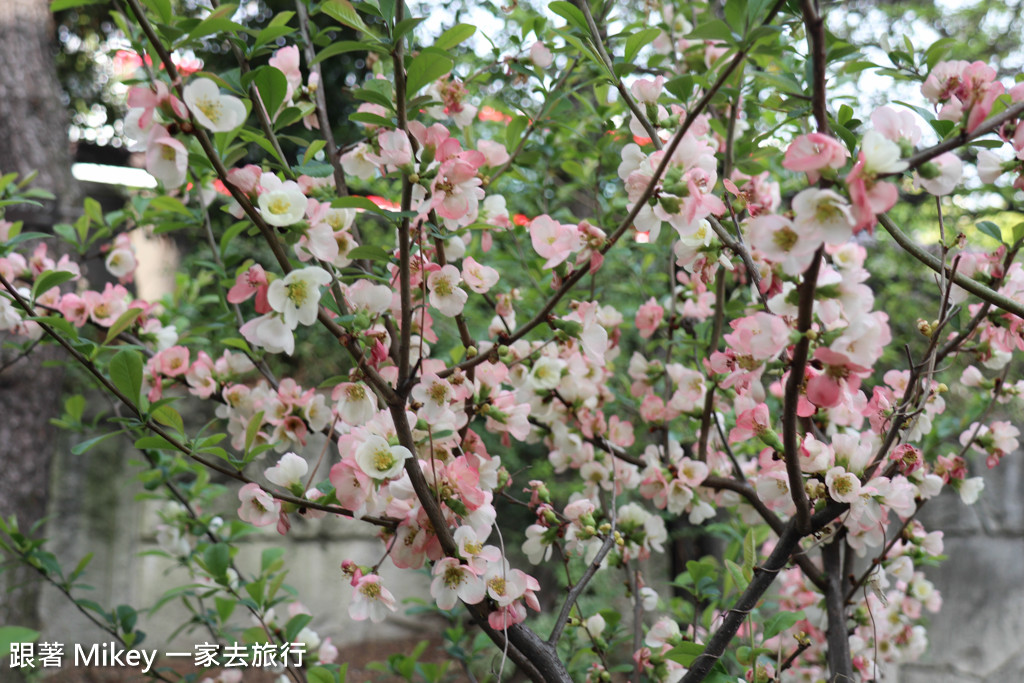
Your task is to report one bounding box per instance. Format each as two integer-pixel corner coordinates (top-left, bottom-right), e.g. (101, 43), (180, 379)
(145, 126), (188, 187)
(183, 77), (247, 132)
(411, 373), (454, 421)
(477, 139), (510, 167)
(333, 382), (378, 425)
(825, 466), (862, 503)
(529, 41), (553, 68)
(240, 313), (295, 355)
(748, 213), (821, 275)
(349, 574), (397, 622)
(723, 312), (791, 361)
(431, 557), (486, 610)
(238, 483), (281, 526)
(529, 214), (577, 269)
(265, 452), (308, 489)
(461, 256), (499, 293)
(427, 265), (468, 317)
(354, 435), (412, 480)
(156, 345), (190, 377)
(915, 152), (962, 196)
(635, 297), (664, 338)
(782, 133), (849, 182)
(266, 266), (331, 329)
(630, 76), (664, 104)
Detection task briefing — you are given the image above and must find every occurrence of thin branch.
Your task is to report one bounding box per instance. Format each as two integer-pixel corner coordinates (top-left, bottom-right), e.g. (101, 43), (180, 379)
(575, 0), (661, 148)
(547, 530), (616, 645)
(294, 0), (353, 200)
(891, 100), (1024, 177)
(877, 213), (1024, 320)
(441, 1), (788, 380)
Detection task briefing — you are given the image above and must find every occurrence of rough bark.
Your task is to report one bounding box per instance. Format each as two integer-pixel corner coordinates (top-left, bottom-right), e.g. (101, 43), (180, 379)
(0, 0), (78, 645)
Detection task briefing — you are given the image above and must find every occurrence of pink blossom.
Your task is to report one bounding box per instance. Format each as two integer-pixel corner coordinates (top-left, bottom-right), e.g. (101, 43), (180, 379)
(529, 40), (553, 68)
(635, 297), (664, 338)
(349, 574), (397, 622)
(431, 557), (486, 610)
(782, 133), (849, 182)
(461, 256), (499, 293)
(724, 312), (791, 361)
(238, 483), (281, 526)
(529, 214), (577, 269)
(427, 264), (468, 317)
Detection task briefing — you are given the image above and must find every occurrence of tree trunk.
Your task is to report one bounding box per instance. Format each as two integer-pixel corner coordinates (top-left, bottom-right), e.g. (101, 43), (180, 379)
(0, 0), (78, 648)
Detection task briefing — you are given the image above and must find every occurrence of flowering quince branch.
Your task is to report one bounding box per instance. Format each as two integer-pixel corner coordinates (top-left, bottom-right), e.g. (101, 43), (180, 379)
(879, 213), (1024, 320)
(5, 0), (1024, 681)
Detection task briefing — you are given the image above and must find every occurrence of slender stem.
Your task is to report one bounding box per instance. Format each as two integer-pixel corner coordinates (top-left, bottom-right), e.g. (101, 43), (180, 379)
(575, 0), (661, 148)
(294, 0), (353, 200)
(547, 530), (616, 644)
(485, 60), (580, 189)
(891, 100), (1024, 177)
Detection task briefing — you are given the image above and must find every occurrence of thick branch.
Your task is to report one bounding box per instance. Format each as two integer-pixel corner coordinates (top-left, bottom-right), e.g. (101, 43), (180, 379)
(782, 247), (823, 534)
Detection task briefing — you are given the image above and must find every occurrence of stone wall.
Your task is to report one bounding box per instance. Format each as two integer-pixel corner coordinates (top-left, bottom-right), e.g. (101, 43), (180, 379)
(896, 446), (1024, 682)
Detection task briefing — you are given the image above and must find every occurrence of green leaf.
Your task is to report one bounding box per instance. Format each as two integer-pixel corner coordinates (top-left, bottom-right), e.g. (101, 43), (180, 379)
(261, 547), (286, 572)
(253, 66), (289, 120)
(435, 23), (476, 51)
(405, 47), (454, 95)
(104, 306), (144, 345)
(322, 0), (375, 36)
(283, 613), (313, 642)
(0, 626), (40, 658)
(50, 0), (105, 10)
(134, 435), (177, 451)
(71, 431), (122, 456)
(393, 17), (425, 43)
(742, 528), (756, 574)
(31, 270), (76, 301)
(331, 195), (389, 214)
(1010, 221), (1024, 245)
(203, 543), (231, 580)
(762, 610), (803, 640)
(664, 75), (695, 102)
(977, 220), (1004, 244)
(244, 410), (265, 453)
(186, 5), (246, 42)
(665, 641), (706, 667)
(110, 348), (144, 404)
(151, 405), (185, 435)
(149, 195), (192, 217)
(303, 140), (328, 165)
(688, 20), (734, 42)
(215, 596), (237, 622)
(624, 27), (660, 63)
(311, 40), (386, 66)
(505, 114), (530, 151)
(306, 666), (336, 683)
(548, 1), (588, 33)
